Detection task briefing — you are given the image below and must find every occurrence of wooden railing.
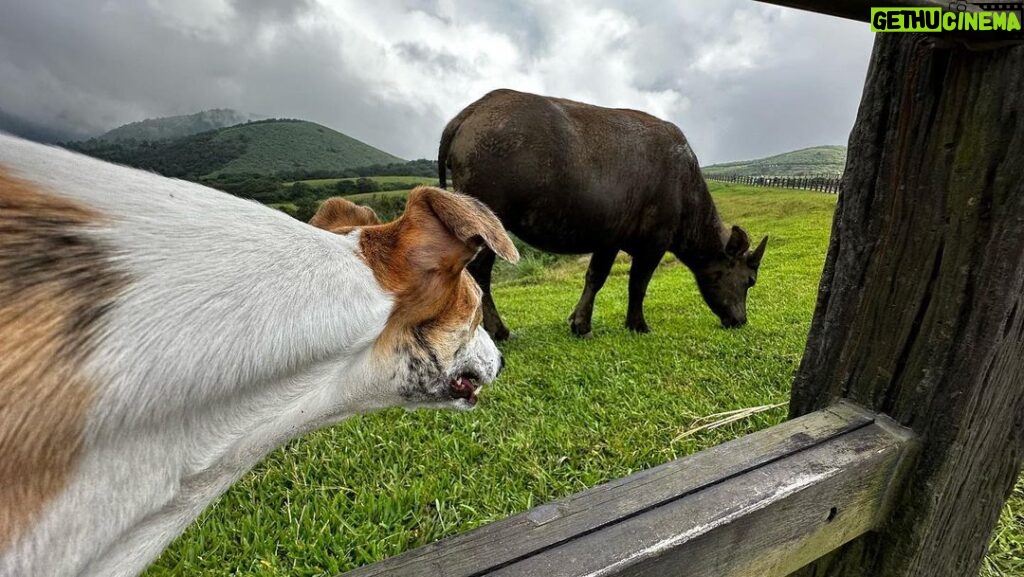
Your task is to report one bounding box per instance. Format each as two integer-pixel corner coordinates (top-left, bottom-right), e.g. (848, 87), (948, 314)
(339, 402), (916, 577)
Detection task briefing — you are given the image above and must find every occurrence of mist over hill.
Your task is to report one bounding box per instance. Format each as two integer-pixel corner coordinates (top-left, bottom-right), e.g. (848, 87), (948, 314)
(96, 109), (262, 143)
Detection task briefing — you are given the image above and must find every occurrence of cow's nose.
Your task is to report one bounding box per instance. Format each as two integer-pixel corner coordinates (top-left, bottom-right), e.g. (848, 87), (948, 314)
(721, 317), (747, 329)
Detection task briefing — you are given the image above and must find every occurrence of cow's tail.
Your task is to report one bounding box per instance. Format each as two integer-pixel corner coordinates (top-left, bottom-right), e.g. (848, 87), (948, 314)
(438, 102), (480, 190)
(438, 118), (458, 190)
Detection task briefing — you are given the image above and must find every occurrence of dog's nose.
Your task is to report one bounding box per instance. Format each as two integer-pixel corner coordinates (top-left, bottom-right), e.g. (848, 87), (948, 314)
(497, 355), (506, 377)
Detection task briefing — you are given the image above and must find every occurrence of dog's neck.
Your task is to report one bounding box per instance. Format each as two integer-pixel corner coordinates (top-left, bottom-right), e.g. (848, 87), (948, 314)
(0, 136), (394, 577)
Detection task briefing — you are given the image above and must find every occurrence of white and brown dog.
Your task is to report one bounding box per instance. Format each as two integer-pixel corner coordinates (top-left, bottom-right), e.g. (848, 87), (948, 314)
(0, 133), (518, 577)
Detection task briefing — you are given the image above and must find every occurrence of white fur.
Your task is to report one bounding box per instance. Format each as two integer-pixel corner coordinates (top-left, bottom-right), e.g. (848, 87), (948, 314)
(0, 134), (501, 577)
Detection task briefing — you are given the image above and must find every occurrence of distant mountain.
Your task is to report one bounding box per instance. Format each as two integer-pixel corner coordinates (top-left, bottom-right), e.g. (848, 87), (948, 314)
(702, 145), (847, 178)
(96, 109), (261, 143)
(66, 119), (405, 179)
(0, 108), (90, 143)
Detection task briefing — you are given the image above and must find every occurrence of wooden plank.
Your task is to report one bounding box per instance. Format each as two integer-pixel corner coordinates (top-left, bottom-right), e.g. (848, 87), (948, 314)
(338, 403), (914, 577)
(489, 416), (915, 577)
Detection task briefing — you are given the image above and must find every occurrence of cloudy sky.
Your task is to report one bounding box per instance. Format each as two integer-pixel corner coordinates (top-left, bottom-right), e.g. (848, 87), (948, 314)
(0, 0), (875, 165)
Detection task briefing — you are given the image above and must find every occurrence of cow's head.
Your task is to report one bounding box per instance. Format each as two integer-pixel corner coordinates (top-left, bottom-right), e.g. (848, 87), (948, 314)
(692, 226), (767, 328)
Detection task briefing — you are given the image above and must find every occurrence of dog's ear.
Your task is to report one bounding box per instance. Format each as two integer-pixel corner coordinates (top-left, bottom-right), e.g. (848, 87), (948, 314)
(401, 186), (519, 271)
(310, 197), (381, 232)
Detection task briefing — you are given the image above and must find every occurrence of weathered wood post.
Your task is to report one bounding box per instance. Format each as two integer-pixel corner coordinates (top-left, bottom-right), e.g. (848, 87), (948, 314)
(789, 32), (1024, 577)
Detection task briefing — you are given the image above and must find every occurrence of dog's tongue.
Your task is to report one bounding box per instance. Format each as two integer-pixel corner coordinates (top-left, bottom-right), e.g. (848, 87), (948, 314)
(452, 376), (477, 401)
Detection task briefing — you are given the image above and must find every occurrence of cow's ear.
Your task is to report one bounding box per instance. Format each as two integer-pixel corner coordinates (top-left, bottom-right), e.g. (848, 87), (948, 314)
(725, 225), (751, 256)
(747, 236), (768, 268)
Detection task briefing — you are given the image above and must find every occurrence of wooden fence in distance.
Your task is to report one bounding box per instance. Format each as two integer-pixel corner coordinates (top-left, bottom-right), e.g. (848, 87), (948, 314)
(708, 174), (842, 194)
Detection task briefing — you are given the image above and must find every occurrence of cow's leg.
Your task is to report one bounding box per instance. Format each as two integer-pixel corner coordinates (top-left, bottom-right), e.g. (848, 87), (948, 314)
(625, 250), (663, 333)
(569, 249), (618, 338)
(467, 247), (510, 341)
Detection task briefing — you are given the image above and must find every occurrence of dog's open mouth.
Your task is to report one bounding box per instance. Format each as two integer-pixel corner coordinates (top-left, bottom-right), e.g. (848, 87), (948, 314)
(451, 373), (481, 405)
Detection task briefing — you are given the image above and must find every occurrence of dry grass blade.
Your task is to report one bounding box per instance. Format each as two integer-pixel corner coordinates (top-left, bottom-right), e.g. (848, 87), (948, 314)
(672, 402), (787, 444)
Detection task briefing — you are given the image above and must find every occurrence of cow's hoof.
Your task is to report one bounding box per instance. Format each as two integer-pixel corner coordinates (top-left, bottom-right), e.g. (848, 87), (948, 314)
(626, 321), (651, 334)
(570, 320), (594, 338)
(571, 327), (594, 339)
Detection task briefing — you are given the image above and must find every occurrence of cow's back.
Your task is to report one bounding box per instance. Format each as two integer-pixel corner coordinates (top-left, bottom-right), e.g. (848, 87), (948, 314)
(444, 89), (688, 254)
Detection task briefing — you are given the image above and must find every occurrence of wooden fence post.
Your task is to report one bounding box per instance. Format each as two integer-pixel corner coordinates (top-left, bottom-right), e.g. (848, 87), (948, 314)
(788, 33), (1024, 577)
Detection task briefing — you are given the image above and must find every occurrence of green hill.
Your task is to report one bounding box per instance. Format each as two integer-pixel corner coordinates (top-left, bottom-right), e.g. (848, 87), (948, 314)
(66, 119), (405, 179)
(208, 120), (404, 176)
(702, 145), (847, 178)
(97, 109), (259, 142)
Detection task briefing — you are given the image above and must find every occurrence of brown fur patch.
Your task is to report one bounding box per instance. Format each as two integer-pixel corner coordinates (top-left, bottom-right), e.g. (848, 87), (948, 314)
(358, 187), (515, 357)
(0, 169), (127, 549)
(309, 197), (381, 232)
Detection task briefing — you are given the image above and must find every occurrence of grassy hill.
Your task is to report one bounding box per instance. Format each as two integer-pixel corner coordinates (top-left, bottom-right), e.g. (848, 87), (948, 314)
(66, 119), (405, 179)
(702, 145), (847, 178)
(207, 121), (404, 176)
(97, 109), (259, 142)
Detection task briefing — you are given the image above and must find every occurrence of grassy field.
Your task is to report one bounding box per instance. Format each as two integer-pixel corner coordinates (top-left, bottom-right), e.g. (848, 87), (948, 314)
(293, 175), (435, 189)
(144, 184), (1022, 577)
(345, 189), (417, 202)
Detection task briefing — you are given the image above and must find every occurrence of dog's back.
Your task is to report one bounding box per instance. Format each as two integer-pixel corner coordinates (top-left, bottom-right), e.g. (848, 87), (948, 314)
(0, 161), (127, 555)
(0, 133), (515, 577)
(0, 134), (381, 576)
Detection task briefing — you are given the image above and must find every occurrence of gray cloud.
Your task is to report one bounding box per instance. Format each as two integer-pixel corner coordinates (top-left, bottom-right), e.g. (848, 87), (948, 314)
(0, 0), (874, 164)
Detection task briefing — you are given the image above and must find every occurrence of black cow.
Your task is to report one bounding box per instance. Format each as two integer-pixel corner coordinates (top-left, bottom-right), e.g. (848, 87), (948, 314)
(439, 89), (767, 339)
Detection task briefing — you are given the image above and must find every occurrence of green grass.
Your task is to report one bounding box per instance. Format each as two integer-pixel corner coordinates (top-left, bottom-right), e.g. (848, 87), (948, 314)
(144, 184), (1022, 577)
(293, 176), (435, 190)
(985, 476), (1024, 577)
(343, 189), (415, 202)
(269, 202), (297, 212)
